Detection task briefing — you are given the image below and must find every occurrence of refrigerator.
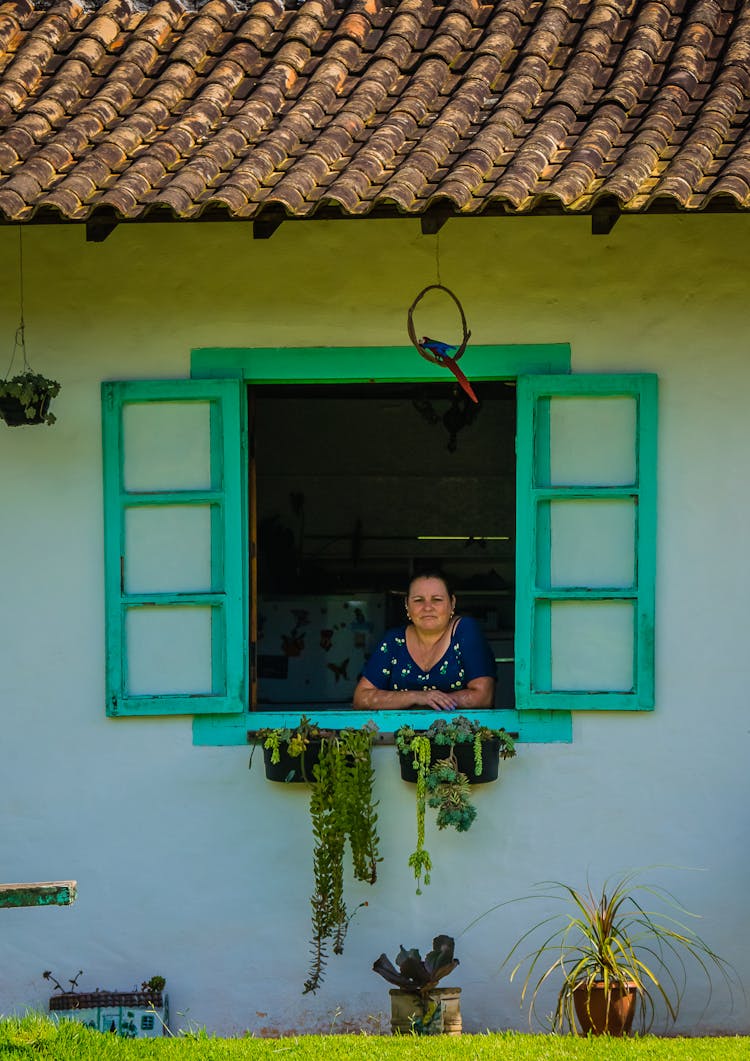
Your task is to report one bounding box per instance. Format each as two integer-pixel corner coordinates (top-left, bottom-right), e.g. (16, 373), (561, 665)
(256, 593), (384, 708)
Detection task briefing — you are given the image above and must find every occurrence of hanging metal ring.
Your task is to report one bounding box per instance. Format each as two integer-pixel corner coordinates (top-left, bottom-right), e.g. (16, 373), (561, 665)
(407, 283), (471, 364)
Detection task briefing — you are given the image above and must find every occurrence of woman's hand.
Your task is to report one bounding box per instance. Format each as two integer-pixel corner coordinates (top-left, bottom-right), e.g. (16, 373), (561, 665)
(418, 688), (458, 711)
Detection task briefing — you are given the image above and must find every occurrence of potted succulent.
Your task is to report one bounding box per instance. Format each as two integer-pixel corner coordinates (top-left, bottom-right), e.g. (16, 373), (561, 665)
(395, 717), (516, 893)
(396, 716), (516, 784)
(257, 715), (322, 783)
(478, 872), (735, 1035)
(373, 934), (461, 1035)
(251, 719), (381, 994)
(0, 370), (60, 426)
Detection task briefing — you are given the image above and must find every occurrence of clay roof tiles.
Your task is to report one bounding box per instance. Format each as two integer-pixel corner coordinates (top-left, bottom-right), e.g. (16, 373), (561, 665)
(0, 0), (748, 223)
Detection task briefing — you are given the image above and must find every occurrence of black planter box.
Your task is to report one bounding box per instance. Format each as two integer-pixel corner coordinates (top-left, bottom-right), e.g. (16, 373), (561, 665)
(398, 737), (501, 785)
(262, 740), (321, 783)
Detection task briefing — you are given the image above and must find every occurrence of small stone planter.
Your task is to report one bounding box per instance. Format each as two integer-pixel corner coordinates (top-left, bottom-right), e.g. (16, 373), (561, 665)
(389, 986), (462, 1035)
(49, 990), (168, 1038)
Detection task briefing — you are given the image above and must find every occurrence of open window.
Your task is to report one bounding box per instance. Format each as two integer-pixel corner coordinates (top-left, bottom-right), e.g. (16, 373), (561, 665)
(251, 382), (516, 712)
(102, 351), (655, 742)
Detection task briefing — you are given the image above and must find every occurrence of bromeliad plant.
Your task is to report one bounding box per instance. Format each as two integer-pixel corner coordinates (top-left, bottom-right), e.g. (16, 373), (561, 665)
(374, 934), (460, 1034)
(484, 872), (736, 1034)
(373, 934), (459, 996)
(395, 717), (516, 893)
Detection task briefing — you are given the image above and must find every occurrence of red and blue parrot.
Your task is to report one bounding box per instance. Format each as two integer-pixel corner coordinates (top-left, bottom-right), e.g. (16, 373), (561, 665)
(420, 336), (479, 404)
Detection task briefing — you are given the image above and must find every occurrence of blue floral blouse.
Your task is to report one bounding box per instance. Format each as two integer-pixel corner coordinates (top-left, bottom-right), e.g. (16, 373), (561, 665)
(360, 616), (496, 692)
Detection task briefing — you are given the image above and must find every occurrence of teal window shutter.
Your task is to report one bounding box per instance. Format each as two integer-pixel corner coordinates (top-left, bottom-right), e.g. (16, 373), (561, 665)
(515, 374), (657, 711)
(102, 379), (246, 717)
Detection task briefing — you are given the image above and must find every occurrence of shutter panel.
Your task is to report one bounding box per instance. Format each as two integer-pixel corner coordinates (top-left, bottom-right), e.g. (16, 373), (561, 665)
(515, 374), (657, 711)
(102, 380), (246, 716)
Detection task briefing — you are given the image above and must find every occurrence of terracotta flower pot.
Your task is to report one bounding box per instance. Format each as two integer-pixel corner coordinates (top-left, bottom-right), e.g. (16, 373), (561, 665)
(398, 737), (500, 784)
(573, 982), (638, 1036)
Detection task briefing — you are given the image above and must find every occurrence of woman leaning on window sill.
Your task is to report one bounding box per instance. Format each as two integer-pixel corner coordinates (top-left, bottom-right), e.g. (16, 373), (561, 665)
(352, 570), (496, 712)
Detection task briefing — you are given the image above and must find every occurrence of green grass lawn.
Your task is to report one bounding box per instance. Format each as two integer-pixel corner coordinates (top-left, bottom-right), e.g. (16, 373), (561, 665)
(0, 1016), (748, 1060)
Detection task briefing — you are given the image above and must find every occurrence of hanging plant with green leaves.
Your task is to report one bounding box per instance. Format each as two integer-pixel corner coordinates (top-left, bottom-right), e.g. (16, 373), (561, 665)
(302, 724), (380, 995)
(401, 734), (432, 894)
(252, 719), (380, 993)
(0, 230), (60, 428)
(426, 755), (477, 832)
(396, 717), (516, 893)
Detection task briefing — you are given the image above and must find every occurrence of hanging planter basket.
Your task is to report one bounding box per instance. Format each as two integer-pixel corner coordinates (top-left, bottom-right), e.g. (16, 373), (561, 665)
(0, 372), (60, 426)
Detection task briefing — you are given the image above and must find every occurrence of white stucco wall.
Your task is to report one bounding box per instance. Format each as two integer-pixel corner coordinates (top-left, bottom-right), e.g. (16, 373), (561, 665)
(0, 214), (748, 1035)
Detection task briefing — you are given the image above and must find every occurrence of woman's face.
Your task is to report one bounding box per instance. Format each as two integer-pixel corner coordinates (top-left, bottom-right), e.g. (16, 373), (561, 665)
(406, 577), (455, 633)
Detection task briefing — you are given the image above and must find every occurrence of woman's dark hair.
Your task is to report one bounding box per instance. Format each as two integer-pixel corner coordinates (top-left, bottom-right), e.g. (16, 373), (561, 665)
(406, 569), (455, 599)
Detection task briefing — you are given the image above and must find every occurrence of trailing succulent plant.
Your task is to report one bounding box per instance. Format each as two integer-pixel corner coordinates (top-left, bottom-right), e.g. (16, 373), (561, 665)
(426, 758), (477, 832)
(304, 723), (381, 994)
(373, 934), (459, 997)
(395, 716), (516, 892)
(257, 718), (381, 995)
(405, 735), (432, 894)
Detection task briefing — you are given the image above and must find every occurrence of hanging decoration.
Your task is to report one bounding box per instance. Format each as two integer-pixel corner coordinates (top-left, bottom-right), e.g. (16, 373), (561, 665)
(0, 228), (60, 426)
(407, 277), (480, 452)
(407, 283), (477, 404)
(406, 233), (480, 451)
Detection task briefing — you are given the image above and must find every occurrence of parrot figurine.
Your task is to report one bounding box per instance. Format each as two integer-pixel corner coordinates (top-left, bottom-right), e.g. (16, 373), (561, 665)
(420, 336), (479, 404)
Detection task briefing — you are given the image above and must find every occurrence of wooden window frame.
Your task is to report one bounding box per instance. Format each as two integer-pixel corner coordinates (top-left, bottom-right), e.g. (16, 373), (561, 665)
(102, 379), (246, 717)
(514, 374), (657, 711)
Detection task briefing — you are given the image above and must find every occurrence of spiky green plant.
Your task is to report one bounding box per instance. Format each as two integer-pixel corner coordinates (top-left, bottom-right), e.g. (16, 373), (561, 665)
(489, 872), (736, 1033)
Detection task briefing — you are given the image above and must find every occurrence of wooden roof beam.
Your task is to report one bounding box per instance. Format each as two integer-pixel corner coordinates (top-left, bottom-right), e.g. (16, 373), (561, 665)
(591, 204), (620, 235)
(86, 210), (119, 242)
(421, 206), (452, 235)
(253, 210), (285, 239)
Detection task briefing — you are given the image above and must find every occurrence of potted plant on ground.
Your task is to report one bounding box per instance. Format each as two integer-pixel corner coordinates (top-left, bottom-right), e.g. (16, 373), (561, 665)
(0, 369), (60, 426)
(395, 717), (516, 893)
(474, 872), (735, 1035)
(251, 719), (381, 994)
(373, 934), (461, 1035)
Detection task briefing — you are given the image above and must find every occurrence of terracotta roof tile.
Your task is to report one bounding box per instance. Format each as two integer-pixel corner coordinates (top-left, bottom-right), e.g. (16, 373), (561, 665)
(1, 0), (749, 223)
